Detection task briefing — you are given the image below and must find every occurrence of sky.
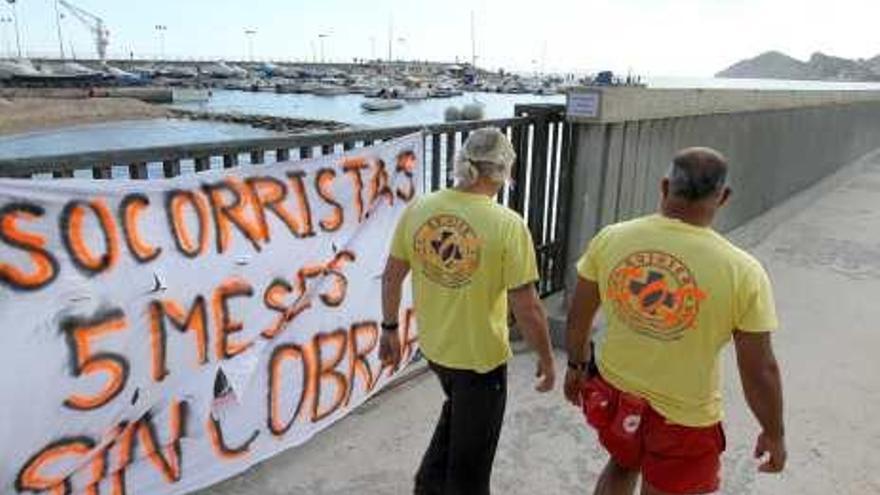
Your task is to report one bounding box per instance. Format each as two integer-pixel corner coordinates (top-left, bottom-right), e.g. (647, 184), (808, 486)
(1, 0), (879, 76)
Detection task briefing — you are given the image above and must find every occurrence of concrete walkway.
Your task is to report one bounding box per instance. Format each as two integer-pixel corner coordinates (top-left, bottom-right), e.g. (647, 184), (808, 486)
(198, 151), (880, 494)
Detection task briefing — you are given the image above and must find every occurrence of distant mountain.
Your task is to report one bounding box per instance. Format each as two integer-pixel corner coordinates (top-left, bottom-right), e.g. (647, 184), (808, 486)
(807, 53), (877, 80)
(717, 51), (880, 81)
(863, 55), (880, 75)
(717, 51), (812, 80)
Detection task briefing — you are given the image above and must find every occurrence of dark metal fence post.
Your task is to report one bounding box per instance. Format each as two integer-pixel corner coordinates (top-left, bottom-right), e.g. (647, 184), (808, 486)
(92, 164), (112, 179)
(223, 153), (239, 169)
(509, 123), (527, 214)
(194, 156), (211, 172)
(553, 121), (576, 292)
(431, 133), (442, 191)
(129, 162), (148, 179)
(445, 133), (456, 187)
(163, 159), (181, 177)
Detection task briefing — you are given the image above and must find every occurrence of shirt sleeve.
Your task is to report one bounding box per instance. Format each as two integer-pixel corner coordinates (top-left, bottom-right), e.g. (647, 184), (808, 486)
(389, 207), (411, 262)
(576, 227), (610, 281)
(735, 262), (779, 332)
(504, 218), (539, 290)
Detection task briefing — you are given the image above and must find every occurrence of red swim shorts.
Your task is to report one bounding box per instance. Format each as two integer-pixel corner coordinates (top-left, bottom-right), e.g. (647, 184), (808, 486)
(581, 376), (726, 494)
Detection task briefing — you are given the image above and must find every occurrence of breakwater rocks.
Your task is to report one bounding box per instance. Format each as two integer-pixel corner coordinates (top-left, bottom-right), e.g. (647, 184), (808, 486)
(170, 109), (349, 134)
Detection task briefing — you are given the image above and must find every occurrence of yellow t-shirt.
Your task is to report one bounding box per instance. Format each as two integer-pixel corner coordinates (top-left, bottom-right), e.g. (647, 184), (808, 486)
(578, 214), (778, 426)
(390, 189), (538, 373)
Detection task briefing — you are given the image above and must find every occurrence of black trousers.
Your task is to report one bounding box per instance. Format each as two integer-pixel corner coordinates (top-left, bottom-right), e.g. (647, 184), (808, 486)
(414, 361), (508, 495)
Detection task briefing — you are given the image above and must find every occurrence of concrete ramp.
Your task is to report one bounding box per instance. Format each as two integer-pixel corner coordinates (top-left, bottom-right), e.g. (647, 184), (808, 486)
(197, 151), (880, 494)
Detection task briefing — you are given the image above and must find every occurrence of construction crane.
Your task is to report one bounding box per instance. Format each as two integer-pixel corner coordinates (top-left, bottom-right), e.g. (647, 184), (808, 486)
(57, 0), (109, 61)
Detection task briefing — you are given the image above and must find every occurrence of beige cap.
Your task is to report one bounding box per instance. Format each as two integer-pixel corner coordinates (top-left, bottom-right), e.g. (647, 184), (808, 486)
(458, 127), (516, 167)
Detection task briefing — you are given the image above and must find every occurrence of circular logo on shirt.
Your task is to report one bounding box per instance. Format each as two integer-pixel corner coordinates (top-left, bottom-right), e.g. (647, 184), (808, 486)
(606, 250), (707, 341)
(413, 214), (481, 288)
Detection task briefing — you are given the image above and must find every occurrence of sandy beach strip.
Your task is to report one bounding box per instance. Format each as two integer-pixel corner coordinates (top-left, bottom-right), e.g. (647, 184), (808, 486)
(0, 97), (171, 136)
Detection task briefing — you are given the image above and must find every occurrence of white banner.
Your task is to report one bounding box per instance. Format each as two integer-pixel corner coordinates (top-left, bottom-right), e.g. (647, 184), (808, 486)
(0, 134), (423, 495)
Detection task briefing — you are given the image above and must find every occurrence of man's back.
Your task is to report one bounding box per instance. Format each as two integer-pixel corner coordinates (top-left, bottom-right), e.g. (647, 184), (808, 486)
(580, 214), (778, 426)
(391, 188), (537, 373)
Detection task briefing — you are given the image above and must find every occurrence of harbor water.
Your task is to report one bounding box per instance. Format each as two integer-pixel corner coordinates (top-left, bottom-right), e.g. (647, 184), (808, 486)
(0, 119), (283, 178)
(170, 90), (566, 127)
(5, 77), (880, 164)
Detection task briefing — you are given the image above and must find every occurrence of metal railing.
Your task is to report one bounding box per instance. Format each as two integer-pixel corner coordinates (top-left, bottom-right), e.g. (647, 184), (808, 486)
(0, 104), (572, 295)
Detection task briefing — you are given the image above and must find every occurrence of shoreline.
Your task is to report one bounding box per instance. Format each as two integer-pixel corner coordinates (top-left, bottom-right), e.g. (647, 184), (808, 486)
(0, 96), (349, 138)
(0, 97), (172, 136)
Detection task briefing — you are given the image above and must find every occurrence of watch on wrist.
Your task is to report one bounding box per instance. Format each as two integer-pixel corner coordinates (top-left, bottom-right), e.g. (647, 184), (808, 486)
(567, 360), (588, 372)
(381, 321), (399, 332)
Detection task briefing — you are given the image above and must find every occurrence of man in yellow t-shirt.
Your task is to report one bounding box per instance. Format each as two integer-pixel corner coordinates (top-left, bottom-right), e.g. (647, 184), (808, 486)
(380, 128), (555, 495)
(565, 148), (786, 495)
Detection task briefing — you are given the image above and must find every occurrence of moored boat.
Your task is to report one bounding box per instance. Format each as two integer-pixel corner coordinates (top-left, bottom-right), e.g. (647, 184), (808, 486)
(431, 85), (463, 98)
(0, 59), (42, 80)
(361, 99), (404, 112)
(312, 85), (348, 96)
(401, 88), (429, 100)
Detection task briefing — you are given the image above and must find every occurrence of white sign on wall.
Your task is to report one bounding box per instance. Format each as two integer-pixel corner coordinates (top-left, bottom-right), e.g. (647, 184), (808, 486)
(0, 134), (423, 495)
(567, 90), (602, 120)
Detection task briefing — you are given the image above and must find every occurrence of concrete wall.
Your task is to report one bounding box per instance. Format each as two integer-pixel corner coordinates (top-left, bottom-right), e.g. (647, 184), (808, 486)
(563, 99), (880, 290)
(568, 87), (880, 123)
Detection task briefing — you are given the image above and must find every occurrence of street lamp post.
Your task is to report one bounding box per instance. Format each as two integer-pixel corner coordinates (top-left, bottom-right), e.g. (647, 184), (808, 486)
(318, 33), (330, 64)
(397, 37), (406, 63)
(244, 29), (256, 62)
(154, 24), (167, 60)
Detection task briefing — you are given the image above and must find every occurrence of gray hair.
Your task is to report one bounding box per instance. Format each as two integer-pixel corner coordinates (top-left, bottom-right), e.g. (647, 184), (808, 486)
(666, 147), (728, 201)
(454, 128), (516, 187)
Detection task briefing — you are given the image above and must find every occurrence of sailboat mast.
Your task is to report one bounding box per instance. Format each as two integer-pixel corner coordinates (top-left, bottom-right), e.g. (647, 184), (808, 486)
(54, 0), (65, 59)
(387, 16), (393, 62)
(12, 0), (22, 58)
(470, 11), (476, 68)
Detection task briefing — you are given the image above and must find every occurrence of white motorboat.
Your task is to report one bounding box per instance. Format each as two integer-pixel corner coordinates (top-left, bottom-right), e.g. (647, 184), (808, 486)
(312, 85), (348, 96)
(6, 60), (102, 86)
(0, 59), (42, 80)
(363, 87), (384, 97)
(102, 65), (144, 85)
(103, 65), (136, 78)
(204, 61), (248, 79)
(349, 82), (375, 94)
(45, 61), (101, 77)
(130, 65), (158, 78)
(156, 65), (198, 79)
(276, 81), (320, 94)
(362, 99), (404, 112)
(226, 64), (249, 78)
(431, 85), (463, 98)
(259, 63), (299, 78)
(401, 88), (430, 100)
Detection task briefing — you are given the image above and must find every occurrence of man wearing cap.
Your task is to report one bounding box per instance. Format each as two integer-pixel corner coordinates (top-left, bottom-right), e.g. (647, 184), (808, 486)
(565, 147), (786, 494)
(380, 128), (556, 495)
